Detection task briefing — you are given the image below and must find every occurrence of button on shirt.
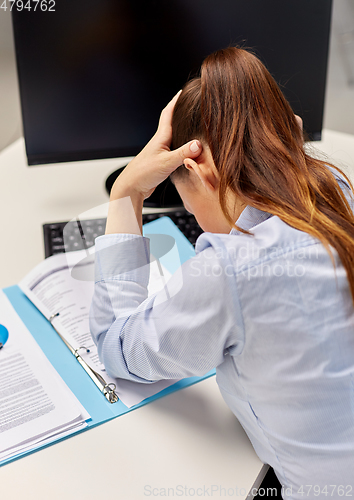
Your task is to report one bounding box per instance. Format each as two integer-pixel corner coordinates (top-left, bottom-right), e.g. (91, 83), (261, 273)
(90, 172), (354, 499)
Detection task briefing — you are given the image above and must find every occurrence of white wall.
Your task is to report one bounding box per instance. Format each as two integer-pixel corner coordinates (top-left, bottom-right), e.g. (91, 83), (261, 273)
(0, 10), (15, 55)
(0, 11), (22, 151)
(324, 0), (354, 135)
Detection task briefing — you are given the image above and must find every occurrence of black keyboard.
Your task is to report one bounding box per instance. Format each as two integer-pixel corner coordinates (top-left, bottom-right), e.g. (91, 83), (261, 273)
(43, 209), (204, 258)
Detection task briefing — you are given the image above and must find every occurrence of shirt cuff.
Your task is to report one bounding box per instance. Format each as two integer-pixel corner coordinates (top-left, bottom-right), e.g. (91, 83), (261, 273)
(94, 233), (151, 286)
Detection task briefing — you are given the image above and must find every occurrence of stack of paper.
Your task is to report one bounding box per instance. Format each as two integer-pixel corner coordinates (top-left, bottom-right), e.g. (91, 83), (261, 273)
(0, 291), (89, 462)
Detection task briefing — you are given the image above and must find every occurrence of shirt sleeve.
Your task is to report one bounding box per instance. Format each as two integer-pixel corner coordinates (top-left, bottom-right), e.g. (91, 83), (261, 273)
(89, 232), (244, 382)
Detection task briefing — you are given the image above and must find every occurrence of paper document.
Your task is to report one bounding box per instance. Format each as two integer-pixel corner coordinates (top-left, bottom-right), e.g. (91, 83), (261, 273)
(0, 291), (89, 462)
(19, 248), (179, 408)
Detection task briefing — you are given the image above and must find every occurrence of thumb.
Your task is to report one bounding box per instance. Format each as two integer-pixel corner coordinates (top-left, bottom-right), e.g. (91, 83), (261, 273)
(170, 140), (203, 167)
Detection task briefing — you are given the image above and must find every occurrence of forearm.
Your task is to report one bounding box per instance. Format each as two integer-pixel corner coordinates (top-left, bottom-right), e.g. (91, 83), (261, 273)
(105, 188), (144, 235)
(90, 233), (152, 381)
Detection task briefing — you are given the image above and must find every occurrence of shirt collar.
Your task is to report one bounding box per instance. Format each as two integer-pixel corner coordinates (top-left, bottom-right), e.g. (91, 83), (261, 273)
(230, 206), (273, 235)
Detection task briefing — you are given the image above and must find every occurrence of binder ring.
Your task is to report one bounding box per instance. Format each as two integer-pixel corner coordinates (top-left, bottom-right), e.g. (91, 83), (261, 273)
(49, 312), (60, 323)
(74, 346), (91, 355)
(103, 383), (119, 403)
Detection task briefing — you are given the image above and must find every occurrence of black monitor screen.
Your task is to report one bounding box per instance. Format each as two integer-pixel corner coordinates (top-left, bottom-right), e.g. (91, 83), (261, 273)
(12, 0), (332, 166)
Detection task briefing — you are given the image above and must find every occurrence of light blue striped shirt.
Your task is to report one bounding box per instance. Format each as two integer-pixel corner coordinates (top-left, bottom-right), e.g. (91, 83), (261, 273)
(90, 170), (354, 499)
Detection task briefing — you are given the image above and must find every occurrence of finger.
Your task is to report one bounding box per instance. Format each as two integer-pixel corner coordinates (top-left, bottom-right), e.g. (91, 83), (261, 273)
(164, 140), (203, 172)
(157, 90), (182, 134)
(295, 114), (303, 130)
(165, 90), (182, 115)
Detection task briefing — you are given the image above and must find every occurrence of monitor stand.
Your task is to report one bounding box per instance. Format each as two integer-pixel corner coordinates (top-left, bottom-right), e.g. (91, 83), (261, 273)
(105, 167), (183, 208)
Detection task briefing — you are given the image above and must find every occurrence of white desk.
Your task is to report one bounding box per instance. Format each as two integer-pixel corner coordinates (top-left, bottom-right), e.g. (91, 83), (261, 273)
(1, 130), (354, 500)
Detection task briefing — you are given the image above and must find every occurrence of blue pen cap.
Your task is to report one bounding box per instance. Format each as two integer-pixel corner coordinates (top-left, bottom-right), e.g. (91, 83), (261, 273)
(0, 324), (9, 349)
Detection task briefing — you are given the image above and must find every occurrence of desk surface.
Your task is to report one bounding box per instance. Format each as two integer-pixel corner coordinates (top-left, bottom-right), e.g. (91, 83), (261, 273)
(1, 130), (354, 499)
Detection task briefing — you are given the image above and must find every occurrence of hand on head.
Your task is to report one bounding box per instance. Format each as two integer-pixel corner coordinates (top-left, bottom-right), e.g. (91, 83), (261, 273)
(109, 91), (202, 202)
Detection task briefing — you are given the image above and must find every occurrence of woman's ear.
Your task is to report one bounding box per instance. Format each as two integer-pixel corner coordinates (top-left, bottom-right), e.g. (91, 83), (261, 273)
(183, 158), (197, 173)
(183, 157), (219, 194)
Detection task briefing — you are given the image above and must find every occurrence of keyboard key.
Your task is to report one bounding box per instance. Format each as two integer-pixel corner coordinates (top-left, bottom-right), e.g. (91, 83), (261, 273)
(52, 244), (66, 251)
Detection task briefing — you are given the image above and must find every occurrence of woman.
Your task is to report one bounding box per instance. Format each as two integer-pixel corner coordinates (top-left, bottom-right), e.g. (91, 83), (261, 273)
(90, 47), (354, 498)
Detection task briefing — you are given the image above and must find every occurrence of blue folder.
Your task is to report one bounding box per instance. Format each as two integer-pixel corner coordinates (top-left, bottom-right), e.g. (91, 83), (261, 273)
(2, 217), (215, 466)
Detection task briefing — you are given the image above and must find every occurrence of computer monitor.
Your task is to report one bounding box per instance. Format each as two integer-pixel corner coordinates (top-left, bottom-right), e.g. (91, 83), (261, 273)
(12, 0), (333, 207)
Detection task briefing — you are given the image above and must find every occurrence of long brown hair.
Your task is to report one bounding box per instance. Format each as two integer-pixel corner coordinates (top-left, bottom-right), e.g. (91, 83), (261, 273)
(172, 47), (354, 304)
